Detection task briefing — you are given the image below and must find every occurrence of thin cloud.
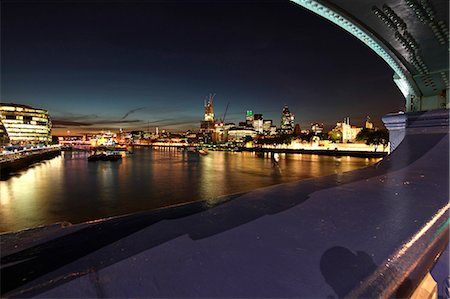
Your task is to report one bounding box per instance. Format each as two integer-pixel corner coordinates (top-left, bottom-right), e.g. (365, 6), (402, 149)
(52, 119), (142, 127)
(121, 107), (146, 120)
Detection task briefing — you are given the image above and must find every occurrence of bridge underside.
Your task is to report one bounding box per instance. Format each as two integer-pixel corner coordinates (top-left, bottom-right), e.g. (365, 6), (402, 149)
(292, 0), (449, 111)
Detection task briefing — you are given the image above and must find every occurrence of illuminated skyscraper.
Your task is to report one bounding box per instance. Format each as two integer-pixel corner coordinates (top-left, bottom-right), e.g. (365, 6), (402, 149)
(280, 105), (295, 134)
(203, 96), (214, 122)
(253, 114), (263, 134)
(200, 95), (215, 140)
(294, 123), (301, 136)
(245, 110), (254, 127)
(0, 103), (52, 145)
(263, 120), (272, 134)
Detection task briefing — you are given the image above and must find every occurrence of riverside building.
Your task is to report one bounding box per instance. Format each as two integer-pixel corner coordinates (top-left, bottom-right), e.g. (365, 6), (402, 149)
(227, 128), (257, 142)
(311, 123), (324, 134)
(0, 103), (52, 145)
(334, 117), (362, 143)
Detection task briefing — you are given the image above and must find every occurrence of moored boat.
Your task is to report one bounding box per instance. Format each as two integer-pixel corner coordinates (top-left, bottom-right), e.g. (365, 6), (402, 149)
(88, 151), (122, 162)
(196, 147), (209, 155)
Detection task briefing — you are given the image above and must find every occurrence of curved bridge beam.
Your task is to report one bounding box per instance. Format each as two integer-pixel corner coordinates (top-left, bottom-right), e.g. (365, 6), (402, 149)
(290, 0), (449, 112)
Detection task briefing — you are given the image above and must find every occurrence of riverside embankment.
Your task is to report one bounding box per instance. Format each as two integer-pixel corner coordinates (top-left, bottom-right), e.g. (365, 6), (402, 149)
(0, 146), (61, 179)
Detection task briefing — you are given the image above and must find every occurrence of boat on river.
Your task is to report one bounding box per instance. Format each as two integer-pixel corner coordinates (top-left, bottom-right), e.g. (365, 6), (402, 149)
(186, 147), (209, 155)
(197, 149), (208, 155)
(196, 147), (209, 155)
(88, 152), (122, 162)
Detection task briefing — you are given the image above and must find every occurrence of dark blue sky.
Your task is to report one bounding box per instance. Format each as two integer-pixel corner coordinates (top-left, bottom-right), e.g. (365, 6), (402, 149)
(1, 0), (404, 134)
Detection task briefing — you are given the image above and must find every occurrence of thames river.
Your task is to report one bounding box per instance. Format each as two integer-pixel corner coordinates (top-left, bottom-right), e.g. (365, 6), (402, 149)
(0, 148), (381, 232)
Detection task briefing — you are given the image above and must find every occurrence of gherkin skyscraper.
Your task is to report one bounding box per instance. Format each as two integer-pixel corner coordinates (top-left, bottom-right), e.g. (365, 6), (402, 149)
(280, 105), (295, 134)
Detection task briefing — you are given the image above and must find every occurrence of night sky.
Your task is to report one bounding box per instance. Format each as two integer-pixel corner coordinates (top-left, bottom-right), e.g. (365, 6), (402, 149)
(1, 0), (405, 134)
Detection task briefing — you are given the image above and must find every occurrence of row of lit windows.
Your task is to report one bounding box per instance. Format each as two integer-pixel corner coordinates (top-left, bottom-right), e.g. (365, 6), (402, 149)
(2, 120), (49, 126)
(0, 115), (49, 121)
(4, 129), (51, 135)
(1, 117), (49, 124)
(7, 133), (50, 137)
(7, 132), (50, 137)
(6, 130), (50, 134)
(2, 122), (51, 128)
(7, 131), (51, 135)
(9, 136), (51, 142)
(7, 128), (50, 134)
(1, 114), (50, 120)
(6, 124), (50, 129)
(0, 107), (47, 114)
(1, 114), (49, 120)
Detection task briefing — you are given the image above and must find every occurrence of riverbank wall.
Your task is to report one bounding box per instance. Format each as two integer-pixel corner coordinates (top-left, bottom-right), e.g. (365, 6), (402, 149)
(243, 147), (387, 158)
(0, 148), (61, 178)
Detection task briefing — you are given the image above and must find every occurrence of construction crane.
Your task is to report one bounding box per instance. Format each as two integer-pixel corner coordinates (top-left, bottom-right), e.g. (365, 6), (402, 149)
(221, 102), (230, 124)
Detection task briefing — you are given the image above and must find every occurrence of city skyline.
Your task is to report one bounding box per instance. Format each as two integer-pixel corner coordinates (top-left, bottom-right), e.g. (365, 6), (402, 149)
(2, 1), (405, 135)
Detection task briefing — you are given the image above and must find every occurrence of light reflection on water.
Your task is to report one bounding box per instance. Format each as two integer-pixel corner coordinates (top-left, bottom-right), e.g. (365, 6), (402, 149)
(0, 148), (381, 232)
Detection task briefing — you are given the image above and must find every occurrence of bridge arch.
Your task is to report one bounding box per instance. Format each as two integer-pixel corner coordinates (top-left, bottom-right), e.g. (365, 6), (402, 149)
(290, 0), (449, 112)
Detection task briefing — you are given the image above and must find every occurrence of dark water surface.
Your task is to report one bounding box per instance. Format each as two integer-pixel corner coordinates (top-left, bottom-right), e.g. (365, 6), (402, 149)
(0, 148), (381, 232)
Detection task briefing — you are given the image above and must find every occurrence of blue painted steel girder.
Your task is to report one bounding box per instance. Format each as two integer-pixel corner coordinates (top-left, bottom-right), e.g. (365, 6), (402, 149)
(291, 0), (449, 111)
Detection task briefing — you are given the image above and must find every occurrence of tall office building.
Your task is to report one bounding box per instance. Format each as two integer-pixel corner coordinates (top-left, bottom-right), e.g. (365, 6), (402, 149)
(294, 124), (301, 135)
(200, 95), (215, 134)
(245, 110), (254, 128)
(0, 103), (52, 145)
(253, 114), (264, 134)
(280, 105), (295, 134)
(263, 120), (272, 134)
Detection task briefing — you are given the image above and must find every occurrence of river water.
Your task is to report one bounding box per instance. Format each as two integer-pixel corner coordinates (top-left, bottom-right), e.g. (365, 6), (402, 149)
(0, 148), (381, 232)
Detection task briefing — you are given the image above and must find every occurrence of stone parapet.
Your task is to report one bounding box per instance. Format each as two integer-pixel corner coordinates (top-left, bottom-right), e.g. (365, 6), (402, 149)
(383, 109), (449, 152)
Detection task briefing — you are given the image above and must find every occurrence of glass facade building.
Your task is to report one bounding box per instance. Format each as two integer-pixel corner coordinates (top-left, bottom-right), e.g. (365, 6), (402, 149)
(0, 103), (52, 145)
(280, 105), (295, 134)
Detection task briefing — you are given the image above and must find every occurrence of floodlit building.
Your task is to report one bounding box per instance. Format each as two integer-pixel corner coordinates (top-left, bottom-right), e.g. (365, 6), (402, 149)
(311, 123), (324, 134)
(213, 122), (226, 142)
(263, 120), (272, 134)
(227, 128), (257, 142)
(0, 103), (52, 145)
(335, 117), (362, 143)
(365, 116), (374, 129)
(253, 114), (264, 134)
(269, 126), (277, 136)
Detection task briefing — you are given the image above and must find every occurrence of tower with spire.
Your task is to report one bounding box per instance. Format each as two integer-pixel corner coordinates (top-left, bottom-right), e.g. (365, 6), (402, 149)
(200, 94), (216, 138)
(203, 95), (214, 122)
